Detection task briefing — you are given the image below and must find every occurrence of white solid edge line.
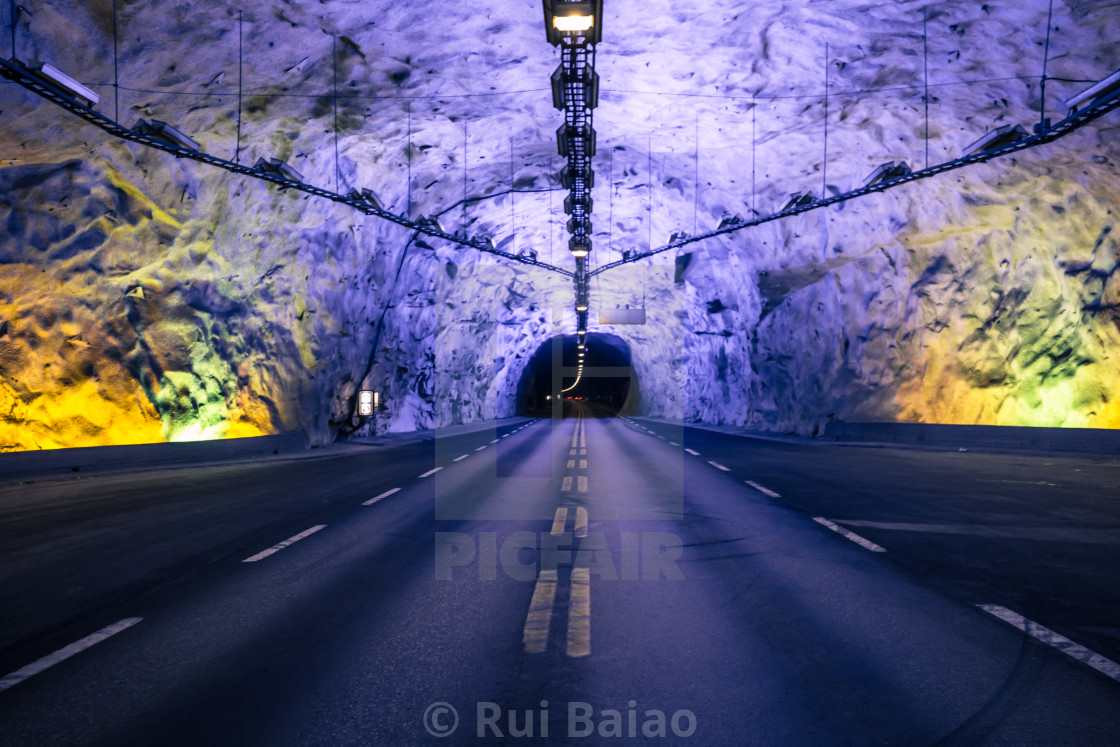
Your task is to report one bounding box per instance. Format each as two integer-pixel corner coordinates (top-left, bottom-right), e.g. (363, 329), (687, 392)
(0, 617), (144, 693)
(978, 604), (1120, 683)
(453, 454), (469, 462)
(419, 467), (443, 478)
(708, 461), (730, 472)
(685, 448), (701, 456)
(243, 525), (327, 562)
(745, 480), (781, 499)
(363, 487), (401, 506)
(812, 517), (886, 553)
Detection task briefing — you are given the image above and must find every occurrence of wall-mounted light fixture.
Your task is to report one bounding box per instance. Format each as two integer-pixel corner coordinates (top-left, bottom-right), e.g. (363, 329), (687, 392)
(254, 157), (304, 183)
(23, 61), (99, 107)
(132, 119), (202, 152)
(964, 124), (1028, 156)
(1065, 68), (1120, 115)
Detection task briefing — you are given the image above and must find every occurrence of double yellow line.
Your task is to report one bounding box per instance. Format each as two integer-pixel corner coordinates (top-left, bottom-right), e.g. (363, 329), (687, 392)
(521, 415), (592, 658)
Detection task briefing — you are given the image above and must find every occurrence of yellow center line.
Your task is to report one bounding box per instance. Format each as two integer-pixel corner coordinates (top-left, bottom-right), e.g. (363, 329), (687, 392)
(562, 476), (573, 492)
(523, 570), (559, 654)
(567, 567), (591, 657)
(566, 459), (576, 469)
(577, 475), (588, 493)
(579, 459), (587, 469)
(550, 506), (569, 536)
(574, 506), (589, 538)
(580, 448), (586, 456)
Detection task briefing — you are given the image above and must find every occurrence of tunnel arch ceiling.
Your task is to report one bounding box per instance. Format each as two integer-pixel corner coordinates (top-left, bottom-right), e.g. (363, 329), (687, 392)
(1, 1), (1119, 451)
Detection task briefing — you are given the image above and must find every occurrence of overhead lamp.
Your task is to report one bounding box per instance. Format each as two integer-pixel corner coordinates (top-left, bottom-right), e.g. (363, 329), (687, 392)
(622, 249), (635, 260)
(519, 248), (539, 262)
(543, 0), (603, 46)
(863, 161), (912, 188)
(564, 193), (594, 215)
(1065, 68), (1120, 115)
(560, 165), (595, 189)
(669, 231), (690, 243)
(781, 192), (817, 211)
(718, 214), (745, 229)
(23, 60), (100, 107)
(132, 119), (201, 152)
(556, 124), (598, 158)
(254, 156), (304, 183)
(567, 217), (593, 235)
(578, 344), (585, 350)
(550, 65), (600, 110)
(964, 123), (1028, 156)
(576, 303), (588, 312)
(569, 238), (590, 257)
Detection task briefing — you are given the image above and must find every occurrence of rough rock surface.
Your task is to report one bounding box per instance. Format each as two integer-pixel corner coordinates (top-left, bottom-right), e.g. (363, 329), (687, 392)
(1, 0), (1118, 451)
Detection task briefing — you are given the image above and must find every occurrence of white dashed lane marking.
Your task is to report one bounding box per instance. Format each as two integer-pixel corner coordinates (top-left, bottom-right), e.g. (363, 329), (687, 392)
(363, 487), (400, 506)
(475, 445), (488, 451)
(419, 467), (443, 478)
(708, 461), (730, 472)
(685, 449), (701, 456)
(0, 618), (144, 693)
(243, 525), (327, 563)
(453, 454), (469, 462)
(978, 605), (1120, 683)
(812, 517), (886, 553)
(746, 480), (781, 498)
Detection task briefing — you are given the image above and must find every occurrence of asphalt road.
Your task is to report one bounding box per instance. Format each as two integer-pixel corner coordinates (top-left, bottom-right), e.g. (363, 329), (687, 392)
(1, 406), (1118, 745)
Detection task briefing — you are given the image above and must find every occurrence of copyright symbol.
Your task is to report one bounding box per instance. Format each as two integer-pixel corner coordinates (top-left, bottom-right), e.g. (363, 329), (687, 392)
(423, 702), (459, 738)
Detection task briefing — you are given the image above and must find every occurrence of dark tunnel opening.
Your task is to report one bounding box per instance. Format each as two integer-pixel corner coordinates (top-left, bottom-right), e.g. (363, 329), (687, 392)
(515, 333), (639, 418)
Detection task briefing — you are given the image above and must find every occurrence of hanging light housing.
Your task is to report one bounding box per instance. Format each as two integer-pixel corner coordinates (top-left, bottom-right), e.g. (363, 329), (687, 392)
(543, 1), (603, 46)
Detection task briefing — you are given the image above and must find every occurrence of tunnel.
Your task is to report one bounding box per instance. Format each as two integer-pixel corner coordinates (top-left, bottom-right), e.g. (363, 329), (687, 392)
(515, 333), (638, 417)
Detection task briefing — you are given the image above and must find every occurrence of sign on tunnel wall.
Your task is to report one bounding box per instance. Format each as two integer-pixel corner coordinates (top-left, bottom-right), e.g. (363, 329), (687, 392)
(598, 308), (646, 325)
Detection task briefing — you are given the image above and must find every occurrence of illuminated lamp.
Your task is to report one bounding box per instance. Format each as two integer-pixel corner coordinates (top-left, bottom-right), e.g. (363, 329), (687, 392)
(23, 60), (100, 107)
(132, 119), (201, 152)
(543, 0), (603, 46)
(964, 124), (1028, 156)
(254, 156), (304, 183)
(569, 237), (590, 257)
(1065, 68), (1120, 115)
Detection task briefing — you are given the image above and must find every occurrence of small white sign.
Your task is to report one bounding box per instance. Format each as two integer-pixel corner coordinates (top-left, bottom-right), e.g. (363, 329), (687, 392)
(358, 390), (374, 416)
